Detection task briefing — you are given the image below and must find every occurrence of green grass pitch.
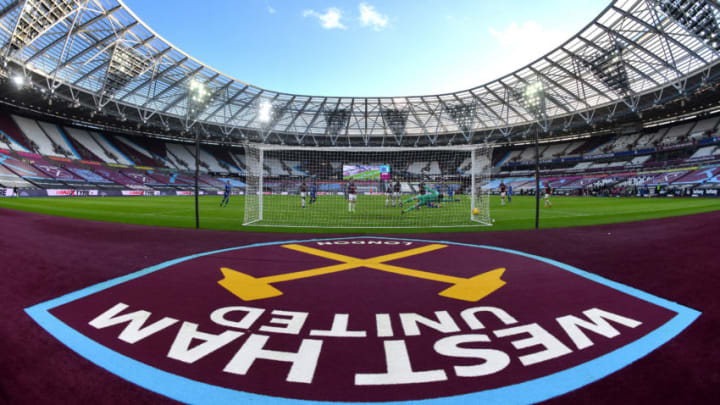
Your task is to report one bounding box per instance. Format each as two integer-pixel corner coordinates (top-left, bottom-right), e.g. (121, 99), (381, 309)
(2, 194), (720, 233)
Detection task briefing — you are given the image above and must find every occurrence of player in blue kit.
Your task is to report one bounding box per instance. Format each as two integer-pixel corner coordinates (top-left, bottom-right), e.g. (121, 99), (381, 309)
(309, 181), (318, 204)
(220, 181), (231, 207)
(446, 183), (455, 200)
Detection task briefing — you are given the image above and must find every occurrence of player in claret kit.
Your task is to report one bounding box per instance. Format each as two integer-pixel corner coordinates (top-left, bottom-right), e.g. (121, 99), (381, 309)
(544, 184), (553, 208)
(393, 180), (402, 207)
(499, 181), (507, 206)
(348, 180), (357, 212)
(385, 184), (392, 208)
(300, 180), (307, 208)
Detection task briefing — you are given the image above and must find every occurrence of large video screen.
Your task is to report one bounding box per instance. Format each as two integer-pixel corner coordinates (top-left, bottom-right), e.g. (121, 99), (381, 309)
(343, 164), (390, 180)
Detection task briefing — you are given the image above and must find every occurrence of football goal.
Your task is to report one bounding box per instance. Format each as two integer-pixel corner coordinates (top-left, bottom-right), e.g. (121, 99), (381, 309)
(242, 144), (492, 228)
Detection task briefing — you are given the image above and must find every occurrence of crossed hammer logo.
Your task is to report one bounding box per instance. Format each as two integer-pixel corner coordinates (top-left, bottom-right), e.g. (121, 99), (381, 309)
(218, 244), (506, 302)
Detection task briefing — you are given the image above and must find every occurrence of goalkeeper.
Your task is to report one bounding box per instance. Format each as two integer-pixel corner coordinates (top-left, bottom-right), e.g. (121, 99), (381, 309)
(401, 185), (445, 214)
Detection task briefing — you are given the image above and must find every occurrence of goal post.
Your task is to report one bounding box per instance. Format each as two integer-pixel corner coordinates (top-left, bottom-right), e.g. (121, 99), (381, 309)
(242, 145), (263, 225)
(242, 143), (493, 228)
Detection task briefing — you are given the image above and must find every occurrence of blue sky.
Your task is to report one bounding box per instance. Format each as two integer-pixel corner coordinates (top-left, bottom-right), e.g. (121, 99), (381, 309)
(123, 0), (609, 97)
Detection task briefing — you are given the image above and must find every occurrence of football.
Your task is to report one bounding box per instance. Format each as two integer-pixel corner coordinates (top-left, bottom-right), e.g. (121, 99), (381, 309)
(472, 208), (479, 216)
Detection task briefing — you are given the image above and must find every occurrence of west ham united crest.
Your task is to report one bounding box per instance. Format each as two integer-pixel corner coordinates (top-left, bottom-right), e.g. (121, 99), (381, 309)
(26, 237), (699, 404)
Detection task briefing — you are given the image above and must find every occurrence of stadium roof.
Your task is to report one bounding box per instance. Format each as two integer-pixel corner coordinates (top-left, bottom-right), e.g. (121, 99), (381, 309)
(1, 0), (720, 145)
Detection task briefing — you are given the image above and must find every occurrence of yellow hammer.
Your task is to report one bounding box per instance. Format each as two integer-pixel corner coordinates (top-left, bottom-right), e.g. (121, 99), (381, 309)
(219, 243), (505, 302)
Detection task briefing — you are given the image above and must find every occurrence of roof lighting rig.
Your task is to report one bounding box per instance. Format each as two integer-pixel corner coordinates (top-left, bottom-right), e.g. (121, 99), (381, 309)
(446, 102), (478, 143)
(102, 44), (151, 97)
(651, 0), (720, 51)
(8, 0), (80, 53)
(324, 107), (350, 145)
(381, 108), (409, 145)
(576, 41), (632, 97)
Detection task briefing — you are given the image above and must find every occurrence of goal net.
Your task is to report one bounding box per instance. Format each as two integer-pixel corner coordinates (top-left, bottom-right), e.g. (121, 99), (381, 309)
(242, 144), (492, 228)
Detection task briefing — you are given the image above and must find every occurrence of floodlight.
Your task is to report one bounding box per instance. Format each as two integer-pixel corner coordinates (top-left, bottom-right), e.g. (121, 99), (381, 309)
(381, 108), (409, 137)
(189, 79), (209, 104)
(521, 81), (545, 118)
(652, 0), (720, 51)
(258, 100), (273, 123)
(103, 45), (151, 96)
(11, 0), (81, 51)
(12, 74), (25, 87)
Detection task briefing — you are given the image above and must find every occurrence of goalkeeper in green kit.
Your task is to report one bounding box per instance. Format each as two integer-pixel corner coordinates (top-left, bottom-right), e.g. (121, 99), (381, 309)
(401, 184), (445, 214)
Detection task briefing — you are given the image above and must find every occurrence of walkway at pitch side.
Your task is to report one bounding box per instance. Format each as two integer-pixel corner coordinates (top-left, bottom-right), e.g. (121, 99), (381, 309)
(1, 207), (718, 404)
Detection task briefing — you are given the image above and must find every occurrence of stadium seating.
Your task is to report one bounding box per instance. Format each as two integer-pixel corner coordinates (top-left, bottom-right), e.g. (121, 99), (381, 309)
(608, 134), (640, 152)
(30, 156), (85, 182)
(540, 143), (568, 159)
(570, 162), (593, 171)
(635, 128), (668, 148)
(37, 122), (79, 159)
(92, 167), (142, 187)
(562, 141), (585, 157)
(283, 161), (309, 176)
(92, 132), (133, 165)
(63, 162), (113, 184)
(672, 167), (720, 184)
(12, 115), (64, 158)
(0, 156), (33, 188)
(688, 146), (716, 160)
(660, 122), (693, 146)
(627, 156), (651, 166)
(197, 147), (228, 173)
(687, 117), (719, 140)
(0, 114), (34, 152)
(65, 127), (120, 164)
(407, 161), (428, 175)
(427, 161), (441, 176)
(166, 143), (197, 170)
(3, 107), (720, 199)
(115, 136), (156, 162)
(209, 149), (244, 174)
(645, 171), (690, 185)
(230, 153), (247, 172)
(264, 158), (286, 176)
(457, 157), (472, 173)
(107, 136), (156, 167)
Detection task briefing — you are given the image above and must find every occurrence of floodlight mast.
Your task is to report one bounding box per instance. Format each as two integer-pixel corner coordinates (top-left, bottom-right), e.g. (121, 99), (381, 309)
(522, 81), (547, 230)
(187, 78), (210, 229)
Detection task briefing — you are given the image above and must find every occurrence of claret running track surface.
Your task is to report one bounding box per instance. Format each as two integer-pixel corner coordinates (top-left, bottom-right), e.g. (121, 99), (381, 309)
(0, 199), (719, 404)
(1, 195), (719, 232)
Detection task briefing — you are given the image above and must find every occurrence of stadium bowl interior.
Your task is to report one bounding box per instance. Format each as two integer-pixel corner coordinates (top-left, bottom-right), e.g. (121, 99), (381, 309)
(1, 0), (719, 404)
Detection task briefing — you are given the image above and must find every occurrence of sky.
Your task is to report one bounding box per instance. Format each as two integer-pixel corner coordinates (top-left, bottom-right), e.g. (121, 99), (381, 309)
(122, 0), (610, 97)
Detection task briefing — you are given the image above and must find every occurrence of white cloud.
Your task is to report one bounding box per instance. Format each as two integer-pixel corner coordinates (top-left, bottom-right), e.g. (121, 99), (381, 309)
(264, 0), (275, 14)
(358, 3), (388, 31)
(417, 21), (571, 95)
(303, 8), (347, 30)
(487, 21), (569, 77)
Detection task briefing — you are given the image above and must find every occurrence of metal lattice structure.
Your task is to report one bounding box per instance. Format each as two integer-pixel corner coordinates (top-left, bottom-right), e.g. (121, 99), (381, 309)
(2, 0), (720, 145)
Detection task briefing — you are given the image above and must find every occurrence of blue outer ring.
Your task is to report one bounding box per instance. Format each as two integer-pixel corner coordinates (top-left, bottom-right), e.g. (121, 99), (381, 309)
(25, 236), (700, 405)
